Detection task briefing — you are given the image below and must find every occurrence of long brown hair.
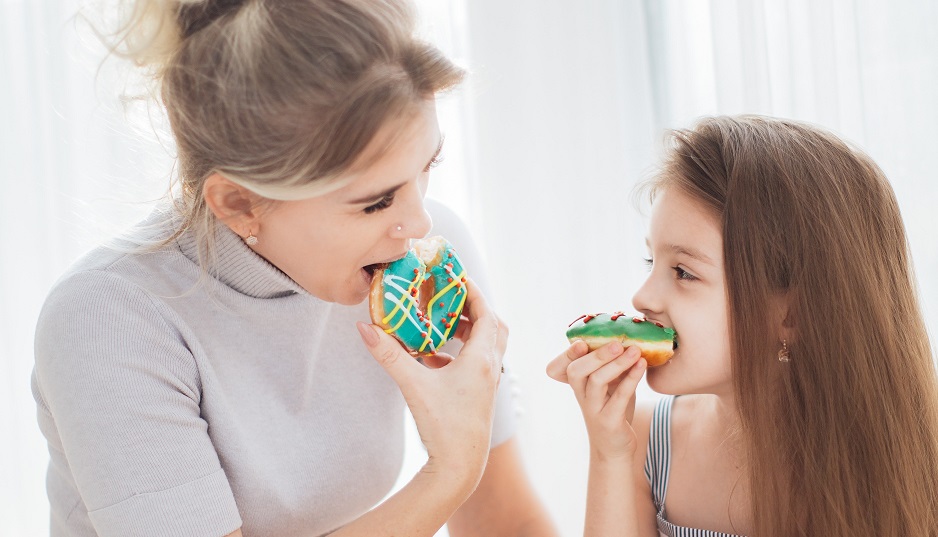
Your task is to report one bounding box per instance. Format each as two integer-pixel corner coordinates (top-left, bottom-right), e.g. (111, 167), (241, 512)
(652, 115), (938, 536)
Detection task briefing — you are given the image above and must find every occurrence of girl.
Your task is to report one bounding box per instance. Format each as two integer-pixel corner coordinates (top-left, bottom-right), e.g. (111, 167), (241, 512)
(32, 1), (555, 536)
(548, 115), (938, 536)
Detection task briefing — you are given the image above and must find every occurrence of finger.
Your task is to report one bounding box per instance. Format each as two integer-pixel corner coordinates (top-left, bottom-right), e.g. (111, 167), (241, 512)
(357, 322), (422, 388)
(546, 340), (589, 383)
(493, 314), (509, 366)
(567, 341), (626, 396)
(584, 346), (642, 404)
(602, 358), (647, 421)
(451, 315), (472, 342)
(458, 312), (498, 359)
(422, 353), (454, 369)
(459, 278), (492, 325)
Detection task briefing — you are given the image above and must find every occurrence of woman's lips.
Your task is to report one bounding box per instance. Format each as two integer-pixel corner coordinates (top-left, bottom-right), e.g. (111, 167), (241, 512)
(362, 252), (408, 276)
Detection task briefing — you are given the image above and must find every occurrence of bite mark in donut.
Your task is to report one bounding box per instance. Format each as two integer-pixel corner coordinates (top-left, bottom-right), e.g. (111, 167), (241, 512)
(566, 312), (678, 367)
(369, 236), (467, 356)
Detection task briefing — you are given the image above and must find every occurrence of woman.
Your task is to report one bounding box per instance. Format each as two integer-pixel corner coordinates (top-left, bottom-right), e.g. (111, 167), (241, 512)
(32, 0), (556, 535)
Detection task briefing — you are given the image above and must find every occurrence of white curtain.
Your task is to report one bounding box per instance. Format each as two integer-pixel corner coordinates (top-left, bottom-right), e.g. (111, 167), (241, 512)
(459, 1), (938, 536)
(3, 1), (937, 536)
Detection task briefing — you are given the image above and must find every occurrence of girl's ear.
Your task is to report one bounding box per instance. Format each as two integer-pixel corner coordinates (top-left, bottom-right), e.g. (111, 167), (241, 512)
(203, 173), (264, 237)
(771, 291), (797, 342)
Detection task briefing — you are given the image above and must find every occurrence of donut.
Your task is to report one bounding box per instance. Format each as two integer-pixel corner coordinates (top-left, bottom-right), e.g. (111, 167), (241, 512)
(566, 312), (677, 367)
(369, 236), (468, 356)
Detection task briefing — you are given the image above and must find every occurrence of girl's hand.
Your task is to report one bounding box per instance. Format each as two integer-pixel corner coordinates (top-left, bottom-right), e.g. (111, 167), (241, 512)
(547, 341), (646, 460)
(356, 279), (506, 490)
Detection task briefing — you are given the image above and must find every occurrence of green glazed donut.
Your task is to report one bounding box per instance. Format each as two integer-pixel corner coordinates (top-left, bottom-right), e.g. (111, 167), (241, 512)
(566, 312), (677, 366)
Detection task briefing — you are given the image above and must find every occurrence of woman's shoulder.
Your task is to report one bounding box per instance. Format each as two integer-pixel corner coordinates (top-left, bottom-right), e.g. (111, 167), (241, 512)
(35, 239), (195, 368)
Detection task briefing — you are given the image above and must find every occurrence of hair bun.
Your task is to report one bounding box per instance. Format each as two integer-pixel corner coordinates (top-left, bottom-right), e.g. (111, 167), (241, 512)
(178, 0), (245, 38)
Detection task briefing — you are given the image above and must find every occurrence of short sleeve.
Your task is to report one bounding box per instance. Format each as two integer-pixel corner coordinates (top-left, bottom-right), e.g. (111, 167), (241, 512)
(426, 198), (519, 447)
(33, 269), (242, 537)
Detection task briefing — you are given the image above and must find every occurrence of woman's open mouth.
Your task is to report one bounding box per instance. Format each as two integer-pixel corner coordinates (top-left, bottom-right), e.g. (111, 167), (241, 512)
(363, 262), (389, 279)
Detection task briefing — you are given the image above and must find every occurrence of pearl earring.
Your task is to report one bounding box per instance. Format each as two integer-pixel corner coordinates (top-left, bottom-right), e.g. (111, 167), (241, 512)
(395, 225), (402, 231)
(245, 233), (258, 246)
(777, 339), (791, 363)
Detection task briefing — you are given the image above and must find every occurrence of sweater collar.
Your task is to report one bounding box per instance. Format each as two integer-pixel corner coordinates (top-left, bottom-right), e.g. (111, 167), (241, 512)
(175, 217), (308, 299)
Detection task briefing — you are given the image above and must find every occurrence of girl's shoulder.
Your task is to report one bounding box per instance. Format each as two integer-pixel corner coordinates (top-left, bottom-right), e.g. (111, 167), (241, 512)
(634, 394), (713, 453)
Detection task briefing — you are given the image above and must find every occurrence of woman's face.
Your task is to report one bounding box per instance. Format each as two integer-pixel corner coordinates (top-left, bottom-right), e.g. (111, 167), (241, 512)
(250, 100), (440, 305)
(631, 186), (733, 396)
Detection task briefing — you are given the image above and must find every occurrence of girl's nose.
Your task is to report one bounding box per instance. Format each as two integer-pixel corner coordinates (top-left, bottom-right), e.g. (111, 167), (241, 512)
(632, 273), (663, 319)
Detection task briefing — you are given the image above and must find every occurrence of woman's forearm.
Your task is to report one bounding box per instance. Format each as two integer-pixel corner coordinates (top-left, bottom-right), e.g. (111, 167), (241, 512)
(584, 451), (639, 537)
(329, 460), (481, 537)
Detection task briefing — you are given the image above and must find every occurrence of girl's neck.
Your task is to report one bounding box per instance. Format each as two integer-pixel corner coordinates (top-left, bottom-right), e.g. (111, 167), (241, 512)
(692, 392), (744, 458)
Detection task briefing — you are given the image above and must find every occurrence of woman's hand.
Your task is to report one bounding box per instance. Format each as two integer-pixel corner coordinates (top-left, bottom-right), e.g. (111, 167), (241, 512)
(547, 340), (646, 460)
(357, 279), (506, 491)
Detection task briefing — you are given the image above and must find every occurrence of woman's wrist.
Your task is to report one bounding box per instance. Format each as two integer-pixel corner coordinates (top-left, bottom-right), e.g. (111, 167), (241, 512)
(422, 449), (489, 497)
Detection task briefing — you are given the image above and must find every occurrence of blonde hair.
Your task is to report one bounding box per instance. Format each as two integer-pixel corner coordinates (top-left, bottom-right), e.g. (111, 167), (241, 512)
(87, 0), (464, 257)
(650, 115), (938, 536)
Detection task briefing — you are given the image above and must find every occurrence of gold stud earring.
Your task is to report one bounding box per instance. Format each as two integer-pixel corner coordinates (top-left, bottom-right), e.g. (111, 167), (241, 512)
(245, 233), (258, 246)
(778, 339), (791, 363)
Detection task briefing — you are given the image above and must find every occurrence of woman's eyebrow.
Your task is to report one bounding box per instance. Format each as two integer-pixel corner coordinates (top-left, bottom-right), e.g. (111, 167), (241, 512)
(347, 182), (406, 205)
(346, 135), (444, 205)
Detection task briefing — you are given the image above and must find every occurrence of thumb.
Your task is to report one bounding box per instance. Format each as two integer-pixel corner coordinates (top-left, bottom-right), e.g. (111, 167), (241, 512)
(356, 322), (421, 387)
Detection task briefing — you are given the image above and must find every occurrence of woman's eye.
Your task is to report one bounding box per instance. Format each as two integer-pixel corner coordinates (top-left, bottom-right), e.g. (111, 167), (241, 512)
(364, 193), (395, 214)
(643, 257), (653, 271)
(673, 266), (698, 281)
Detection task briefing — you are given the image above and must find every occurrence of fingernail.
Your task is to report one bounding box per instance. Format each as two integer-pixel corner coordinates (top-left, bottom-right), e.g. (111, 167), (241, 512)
(356, 322), (379, 347)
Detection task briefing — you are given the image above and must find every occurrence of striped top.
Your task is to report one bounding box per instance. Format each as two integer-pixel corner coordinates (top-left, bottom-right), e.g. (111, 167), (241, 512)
(644, 396), (745, 537)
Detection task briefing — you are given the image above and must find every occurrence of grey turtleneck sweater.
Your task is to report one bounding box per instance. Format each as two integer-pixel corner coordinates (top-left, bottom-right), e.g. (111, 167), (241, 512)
(32, 199), (517, 537)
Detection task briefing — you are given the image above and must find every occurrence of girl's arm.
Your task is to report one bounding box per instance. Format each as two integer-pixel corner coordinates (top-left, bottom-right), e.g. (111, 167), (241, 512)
(547, 341), (657, 537)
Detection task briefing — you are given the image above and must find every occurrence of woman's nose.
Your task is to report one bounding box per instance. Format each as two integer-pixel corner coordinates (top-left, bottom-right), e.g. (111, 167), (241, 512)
(389, 189), (433, 239)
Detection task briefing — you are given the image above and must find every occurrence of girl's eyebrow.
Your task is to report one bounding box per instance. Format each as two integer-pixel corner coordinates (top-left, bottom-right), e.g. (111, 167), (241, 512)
(645, 238), (716, 266)
(346, 135), (444, 206)
(669, 244), (716, 265)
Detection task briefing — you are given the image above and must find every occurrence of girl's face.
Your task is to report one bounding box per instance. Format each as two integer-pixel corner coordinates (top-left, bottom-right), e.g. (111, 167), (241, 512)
(632, 186), (733, 396)
(250, 100), (440, 305)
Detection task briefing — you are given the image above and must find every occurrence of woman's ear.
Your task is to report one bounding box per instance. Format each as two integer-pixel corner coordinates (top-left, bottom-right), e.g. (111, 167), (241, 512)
(203, 173), (263, 237)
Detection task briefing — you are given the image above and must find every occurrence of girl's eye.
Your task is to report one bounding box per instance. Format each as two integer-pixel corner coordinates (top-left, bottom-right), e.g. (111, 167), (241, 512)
(673, 266), (698, 281)
(643, 257), (653, 271)
(424, 154), (444, 173)
(364, 193), (395, 214)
